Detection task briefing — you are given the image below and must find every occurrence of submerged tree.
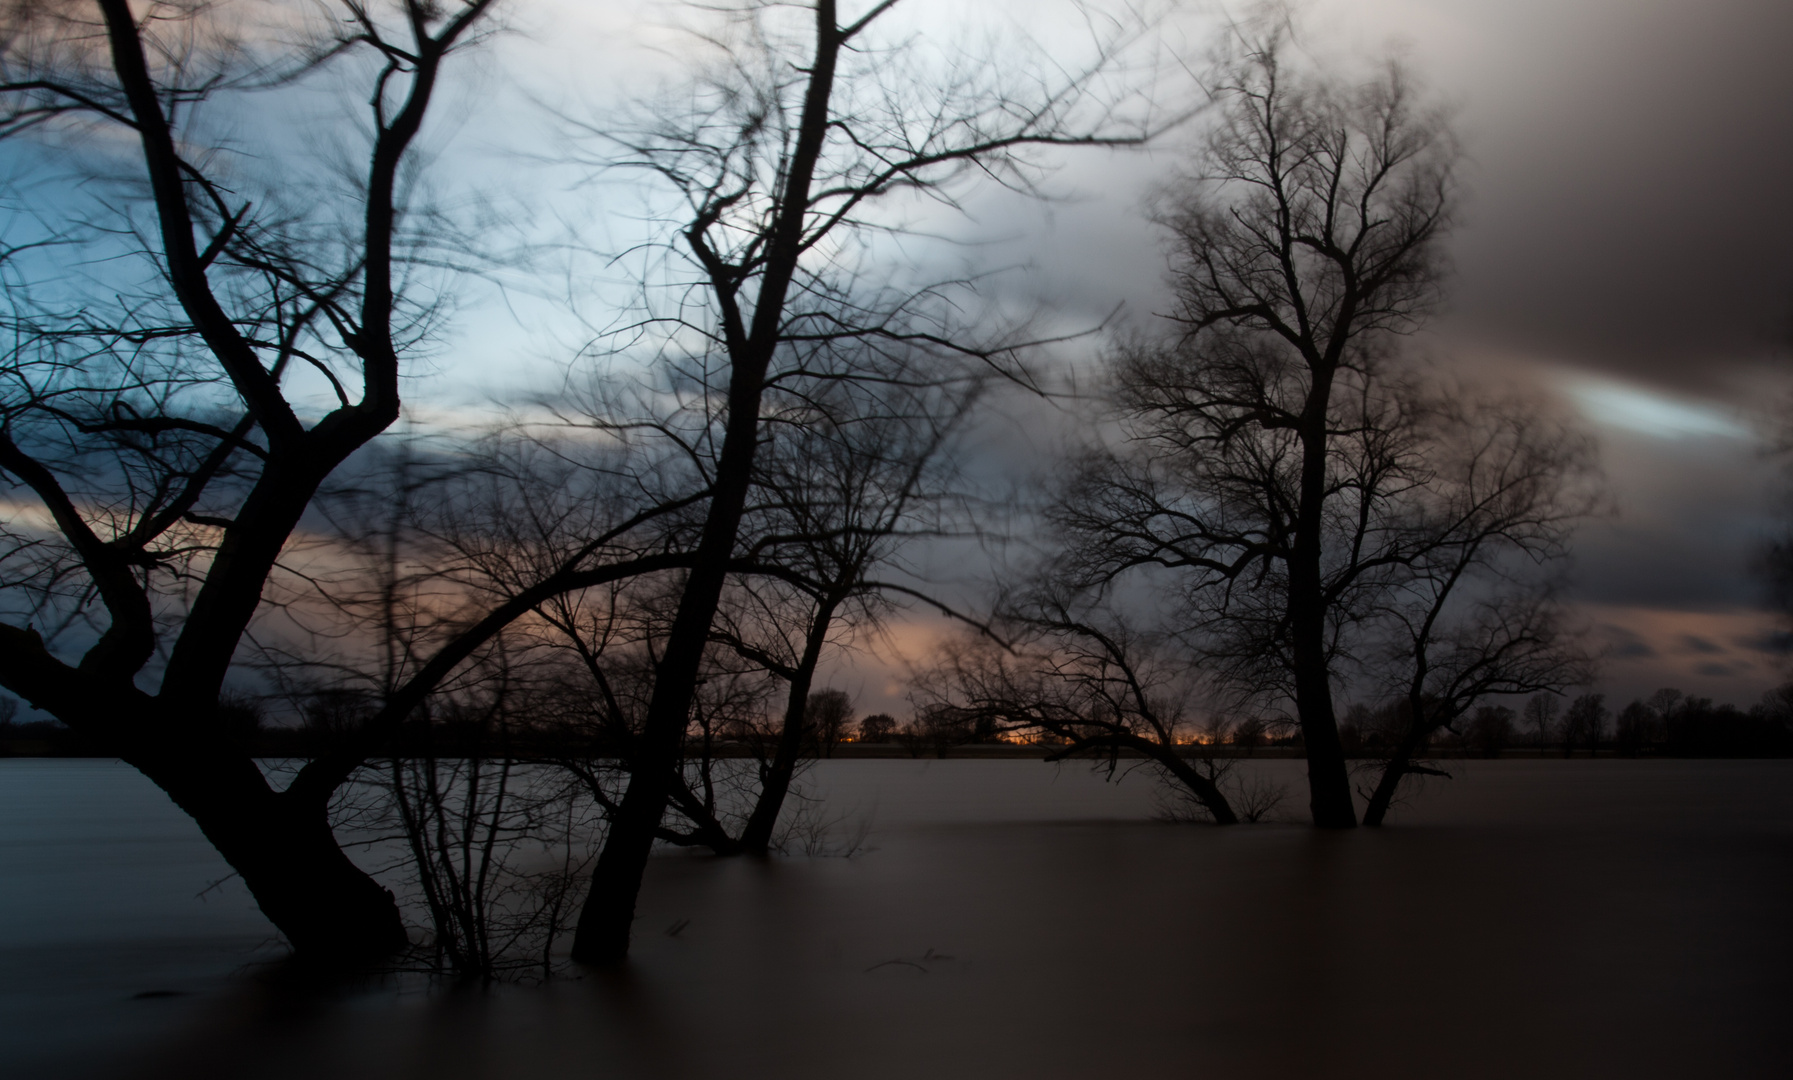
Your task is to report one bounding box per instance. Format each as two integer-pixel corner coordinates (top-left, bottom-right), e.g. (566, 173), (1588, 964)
(520, 365), (977, 861)
(379, 680), (600, 982)
(1050, 15), (1459, 827)
(715, 383), (972, 853)
(555, 0), (1168, 963)
(1357, 391), (1598, 825)
(0, 0), (498, 965)
(249, 0), (1167, 967)
(280, 435), (610, 980)
(916, 597), (1241, 823)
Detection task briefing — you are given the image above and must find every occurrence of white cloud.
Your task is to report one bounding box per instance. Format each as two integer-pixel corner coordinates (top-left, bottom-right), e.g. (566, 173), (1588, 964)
(1561, 377), (1754, 441)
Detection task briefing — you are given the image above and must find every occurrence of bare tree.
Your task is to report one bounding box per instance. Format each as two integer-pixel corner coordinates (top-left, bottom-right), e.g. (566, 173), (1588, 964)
(279, 436), (610, 981)
(1048, 13), (1459, 827)
(916, 597), (1240, 824)
(557, 0), (1168, 963)
(1523, 693), (1561, 749)
(857, 712), (897, 743)
(719, 374), (976, 852)
(1648, 686), (1685, 721)
(1357, 391), (1598, 825)
(1564, 693), (1607, 757)
(0, 0), (497, 965)
(1613, 699), (1655, 757)
(376, 679), (601, 983)
(196, 0), (1162, 970)
(805, 690), (855, 757)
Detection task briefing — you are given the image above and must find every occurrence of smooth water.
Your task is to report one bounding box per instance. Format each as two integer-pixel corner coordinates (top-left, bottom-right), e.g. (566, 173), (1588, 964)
(3, 757), (1790, 1079)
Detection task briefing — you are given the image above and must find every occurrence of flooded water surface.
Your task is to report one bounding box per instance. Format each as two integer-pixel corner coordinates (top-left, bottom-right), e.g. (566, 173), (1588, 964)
(3, 758), (1790, 1079)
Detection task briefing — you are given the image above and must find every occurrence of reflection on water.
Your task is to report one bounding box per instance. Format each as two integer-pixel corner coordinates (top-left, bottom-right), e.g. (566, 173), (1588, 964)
(3, 758), (1791, 1079)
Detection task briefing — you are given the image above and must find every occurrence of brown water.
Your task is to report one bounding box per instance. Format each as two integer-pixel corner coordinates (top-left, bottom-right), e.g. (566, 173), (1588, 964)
(3, 758), (1790, 1079)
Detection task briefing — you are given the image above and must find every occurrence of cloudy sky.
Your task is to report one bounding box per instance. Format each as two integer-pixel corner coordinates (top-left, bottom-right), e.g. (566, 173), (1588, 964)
(1311, 0), (1793, 706)
(419, 0), (1793, 711)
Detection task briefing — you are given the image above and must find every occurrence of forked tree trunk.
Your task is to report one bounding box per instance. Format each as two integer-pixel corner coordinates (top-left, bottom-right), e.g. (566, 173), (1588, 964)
(1366, 621), (1446, 828)
(568, 336), (781, 964)
(568, 361), (777, 963)
(568, 3), (847, 968)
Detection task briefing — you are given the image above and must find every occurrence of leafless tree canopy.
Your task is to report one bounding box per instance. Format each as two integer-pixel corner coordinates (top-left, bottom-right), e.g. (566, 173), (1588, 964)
(916, 601), (1241, 823)
(1041, 14), (1595, 827)
(1352, 388), (1599, 824)
(0, 0), (503, 963)
(555, 0), (1172, 964)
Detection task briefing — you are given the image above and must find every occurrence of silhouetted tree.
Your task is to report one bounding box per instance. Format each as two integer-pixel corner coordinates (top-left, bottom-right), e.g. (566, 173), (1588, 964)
(857, 713), (898, 743)
(1613, 699), (1655, 757)
(1523, 693), (1561, 749)
(467, 338), (984, 863)
(0, 0), (497, 966)
(280, 2), (1164, 966)
(894, 717), (934, 758)
(907, 705), (978, 758)
(1231, 716), (1268, 753)
(710, 377), (979, 855)
(1049, 14), (1459, 828)
(557, 0), (1167, 964)
(1648, 687), (1685, 721)
(1563, 693), (1607, 757)
(380, 682), (599, 983)
(209, 0), (1167, 970)
(303, 689), (375, 743)
(1657, 691), (1793, 757)
(915, 603), (1240, 823)
(241, 431), (614, 981)
(1356, 391), (1597, 825)
(806, 690), (855, 758)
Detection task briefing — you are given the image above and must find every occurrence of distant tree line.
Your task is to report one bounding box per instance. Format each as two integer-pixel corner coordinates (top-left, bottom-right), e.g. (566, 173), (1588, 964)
(10, 681), (1793, 765)
(1330, 686), (1793, 759)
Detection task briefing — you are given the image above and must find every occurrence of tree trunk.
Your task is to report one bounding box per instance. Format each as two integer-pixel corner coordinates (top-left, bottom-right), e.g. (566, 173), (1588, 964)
(1292, 657), (1356, 827)
(740, 599), (838, 854)
(1288, 536), (1356, 827)
(1366, 623), (1438, 828)
(1361, 723), (1431, 827)
(131, 747), (406, 966)
(568, 329), (782, 963)
(1290, 367), (1357, 829)
(569, 4), (846, 967)
(1153, 745), (1239, 825)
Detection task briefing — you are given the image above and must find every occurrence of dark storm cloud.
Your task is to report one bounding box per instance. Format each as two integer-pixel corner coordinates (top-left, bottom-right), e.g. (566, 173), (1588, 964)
(1734, 628), (1793, 656)
(948, 3), (1792, 630)
(1446, 0), (1793, 394)
(807, 0), (1793, 708)
(953, 0), (1793, 401)
(1601, 623), (1656, 660)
